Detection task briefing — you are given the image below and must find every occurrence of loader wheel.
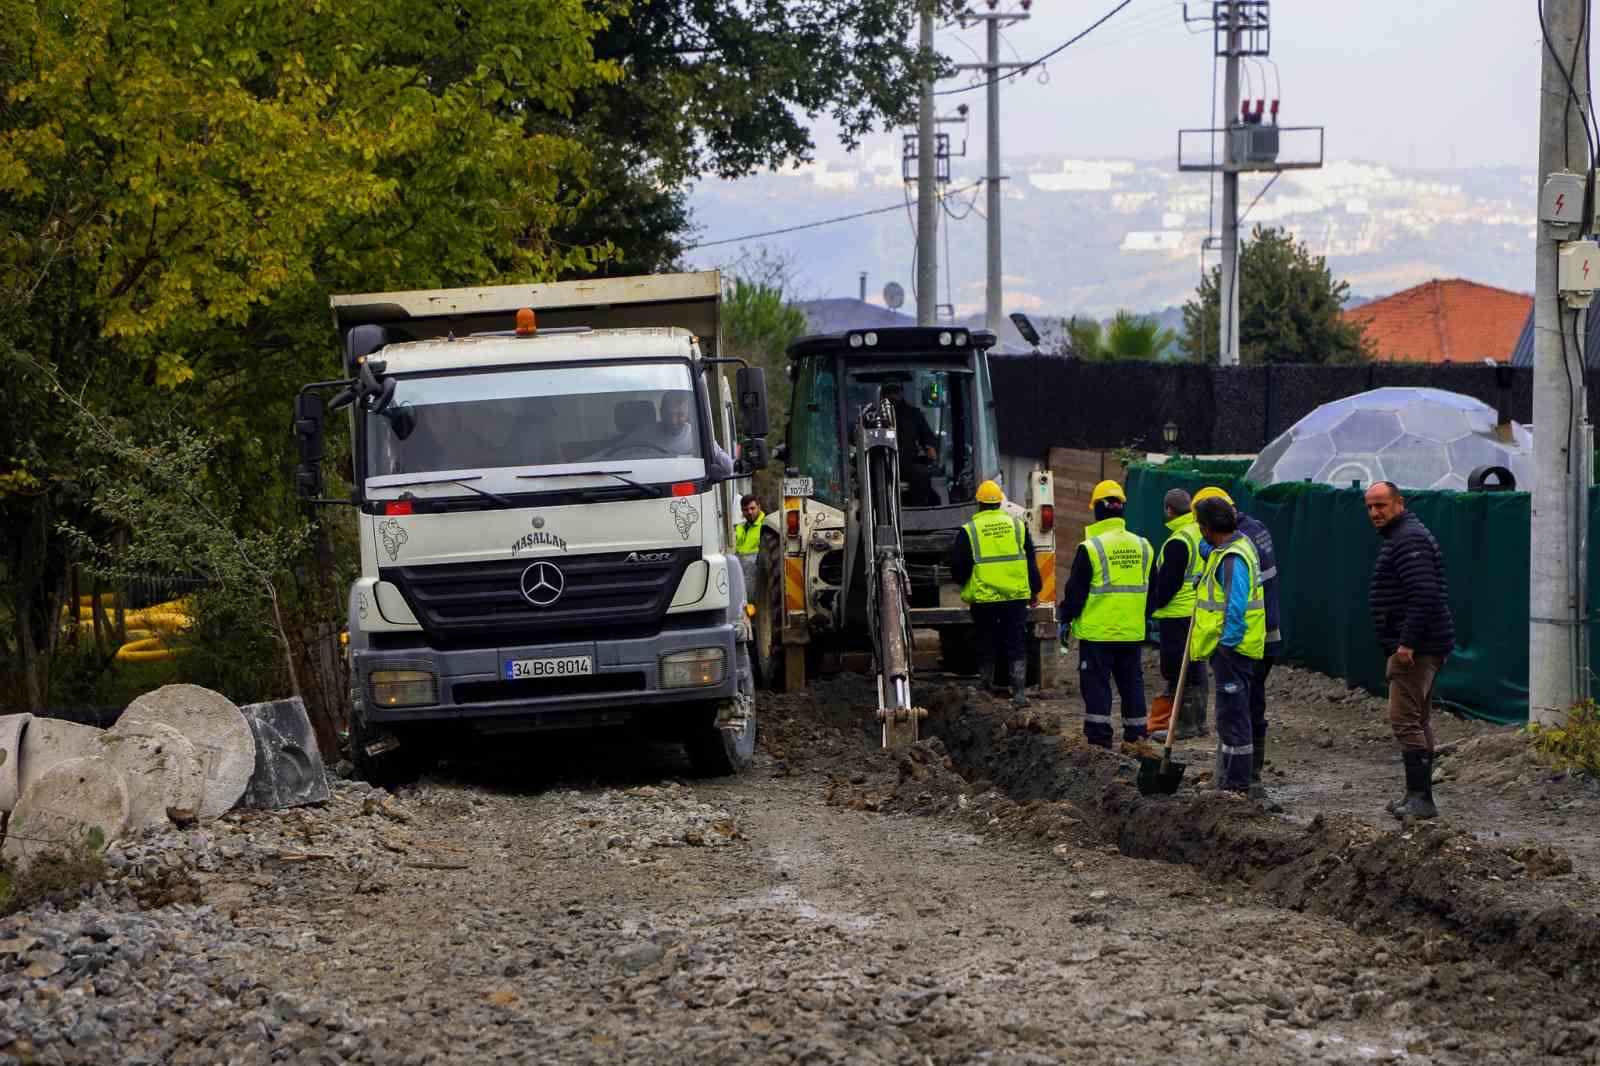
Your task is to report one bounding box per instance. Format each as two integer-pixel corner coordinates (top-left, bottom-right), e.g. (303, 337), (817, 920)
(753, 533), (788, 692)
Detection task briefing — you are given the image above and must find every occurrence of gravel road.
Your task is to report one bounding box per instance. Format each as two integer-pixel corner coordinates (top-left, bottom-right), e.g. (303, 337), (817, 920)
(0, 670), (1596, 1064)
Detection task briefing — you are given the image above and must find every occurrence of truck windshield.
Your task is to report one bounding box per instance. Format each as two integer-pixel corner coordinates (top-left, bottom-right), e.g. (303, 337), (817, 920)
(366, 362), (706, 483)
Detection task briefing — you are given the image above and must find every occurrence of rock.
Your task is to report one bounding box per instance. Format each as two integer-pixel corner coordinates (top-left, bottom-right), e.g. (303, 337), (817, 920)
(0, 713), (32, 809)
(3, 756), (129, 869)
(23, 950), (65, 978)
(117, 684), (256, 819)
(614, 942), (665, 973)
(91, 724), (205, 833)
(238, 698), (331, 810)
(16, 718), (104, 799)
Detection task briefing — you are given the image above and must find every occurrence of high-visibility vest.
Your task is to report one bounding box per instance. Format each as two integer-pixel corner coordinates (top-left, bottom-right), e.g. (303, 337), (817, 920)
(960, 509), (1031, 604)
(1074, 517), (1152, 642)
(1190, 534), (1266, 661)
(1151, 512), (1205, 620)
(735, 515), (765, 555)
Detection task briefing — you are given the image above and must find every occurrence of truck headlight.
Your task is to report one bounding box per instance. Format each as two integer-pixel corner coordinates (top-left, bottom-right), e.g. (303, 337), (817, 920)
(369, 669), (437, 707)
(659, 647), (726, 688)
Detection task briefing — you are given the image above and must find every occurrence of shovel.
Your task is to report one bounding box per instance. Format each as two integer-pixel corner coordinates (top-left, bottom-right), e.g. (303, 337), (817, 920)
(1137, 599), (1200, 796)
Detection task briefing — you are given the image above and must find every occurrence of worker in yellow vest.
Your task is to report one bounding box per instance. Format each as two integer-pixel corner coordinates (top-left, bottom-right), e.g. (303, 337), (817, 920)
(948, 480), (1043, 708)
(1058, 480), (1153, 747)
(1147, 488), (1209, 741)
(1191, 495), (1267, 794)
(735, 494), (765, 556)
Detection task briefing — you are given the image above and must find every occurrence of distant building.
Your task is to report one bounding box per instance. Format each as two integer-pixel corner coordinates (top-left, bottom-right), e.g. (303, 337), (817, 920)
(1341, 279), (1532, 363)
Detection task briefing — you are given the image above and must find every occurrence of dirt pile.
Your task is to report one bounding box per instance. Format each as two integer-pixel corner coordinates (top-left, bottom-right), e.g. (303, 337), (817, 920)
(892, 687), (1600, 986)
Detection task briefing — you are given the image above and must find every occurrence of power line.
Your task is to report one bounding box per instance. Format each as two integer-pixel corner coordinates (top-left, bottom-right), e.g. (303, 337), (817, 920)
(685, 181), (984, 251)
(934, 0), (1136, 96)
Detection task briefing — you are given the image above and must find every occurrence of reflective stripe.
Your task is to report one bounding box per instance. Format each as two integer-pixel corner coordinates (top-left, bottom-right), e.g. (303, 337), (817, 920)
(1091, 584), (1149, 595)
(1123, 717), (1148, 727)
(1220, 742), (1255, 756)
(1083, 714), (1114, 724)
(1089, 537), (1112, 587)
(1266, 628), (1282, 643)
(1246, 599), (1265, 610)
(1259, 565), (1278, 581)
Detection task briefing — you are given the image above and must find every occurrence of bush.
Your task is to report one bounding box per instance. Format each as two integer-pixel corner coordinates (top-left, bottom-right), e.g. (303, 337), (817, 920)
(0, 839), (110, 916)
(1525, 700), (1600, 779)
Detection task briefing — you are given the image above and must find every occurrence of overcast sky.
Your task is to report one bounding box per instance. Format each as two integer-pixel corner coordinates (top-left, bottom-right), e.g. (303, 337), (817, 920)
(805, 0), (1557, 171)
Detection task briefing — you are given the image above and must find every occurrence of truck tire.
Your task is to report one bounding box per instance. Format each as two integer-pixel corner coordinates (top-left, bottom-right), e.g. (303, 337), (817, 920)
(348, 707), (424, 789)
(685, 646), (756, 776)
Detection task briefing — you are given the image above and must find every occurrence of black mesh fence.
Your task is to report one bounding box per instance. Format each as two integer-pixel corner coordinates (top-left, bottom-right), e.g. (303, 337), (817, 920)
(990, 357), (1552, 457)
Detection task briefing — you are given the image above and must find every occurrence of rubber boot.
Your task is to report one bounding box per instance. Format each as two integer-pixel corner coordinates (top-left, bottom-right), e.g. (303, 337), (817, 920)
(1248, 744), (1281, 810)
(1174, 684), (1207, 740)
(972, 653), (995, 700)
(1391, 749), (1438, 820)
(1010, 662), (1029, 709)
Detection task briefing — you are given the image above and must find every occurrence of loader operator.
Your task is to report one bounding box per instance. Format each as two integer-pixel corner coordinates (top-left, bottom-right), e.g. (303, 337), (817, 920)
(1058, 480), (1152, 748)
(947, 480), (1042, 709)
(879, 382), (940, 507)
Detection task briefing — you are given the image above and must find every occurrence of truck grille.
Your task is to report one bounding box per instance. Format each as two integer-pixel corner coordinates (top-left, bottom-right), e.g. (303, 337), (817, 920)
(381, 548), (702, 646)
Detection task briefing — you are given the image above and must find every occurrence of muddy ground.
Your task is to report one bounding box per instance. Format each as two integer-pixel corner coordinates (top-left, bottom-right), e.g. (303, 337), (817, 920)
(0, 655), (1597, 1064)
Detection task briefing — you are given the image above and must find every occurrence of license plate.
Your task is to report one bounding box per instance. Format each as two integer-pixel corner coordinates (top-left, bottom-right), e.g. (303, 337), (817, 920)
(782, 477), (814, 498)
(504, 656), (594, 680)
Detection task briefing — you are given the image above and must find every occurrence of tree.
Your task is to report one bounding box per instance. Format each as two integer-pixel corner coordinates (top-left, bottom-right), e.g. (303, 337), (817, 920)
(1182, 226), (1371, 364)
(720, 254), (810, 503)
(1063, 312), (1177, 361)
(0, 0), (615, 710)
(541, 0), (956, 273)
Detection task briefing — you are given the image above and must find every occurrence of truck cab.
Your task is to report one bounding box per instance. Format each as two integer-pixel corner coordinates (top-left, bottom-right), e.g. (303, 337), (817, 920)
(293, 272), (766, 783)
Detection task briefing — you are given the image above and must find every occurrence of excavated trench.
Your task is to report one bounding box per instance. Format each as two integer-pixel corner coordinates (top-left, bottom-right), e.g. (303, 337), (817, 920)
(900, 684), (1600, 986)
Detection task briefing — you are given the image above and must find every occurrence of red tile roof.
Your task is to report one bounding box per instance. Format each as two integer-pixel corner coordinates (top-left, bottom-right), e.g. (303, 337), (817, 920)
(1342, 279), (1532, 363)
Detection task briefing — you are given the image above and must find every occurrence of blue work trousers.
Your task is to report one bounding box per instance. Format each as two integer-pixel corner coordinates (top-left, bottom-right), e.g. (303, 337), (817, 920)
(1079, 640), (1147, 748)
(1212, 647), (1257, 792)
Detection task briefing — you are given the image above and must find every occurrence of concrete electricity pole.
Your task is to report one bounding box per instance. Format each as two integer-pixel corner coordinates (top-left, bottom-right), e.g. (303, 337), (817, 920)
(916, 3), (938, 327)
(954, 6), (1030, 333)
(1218, 1), (1242, 366)
(1530, 0), (1592, 726)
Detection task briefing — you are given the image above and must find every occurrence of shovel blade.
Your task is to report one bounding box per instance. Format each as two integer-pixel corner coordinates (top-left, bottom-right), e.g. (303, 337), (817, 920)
(1136, 754), (1186, 796)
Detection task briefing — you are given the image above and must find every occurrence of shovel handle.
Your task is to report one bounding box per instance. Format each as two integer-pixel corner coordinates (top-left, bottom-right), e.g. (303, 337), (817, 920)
(1161, 591), (1204, 772)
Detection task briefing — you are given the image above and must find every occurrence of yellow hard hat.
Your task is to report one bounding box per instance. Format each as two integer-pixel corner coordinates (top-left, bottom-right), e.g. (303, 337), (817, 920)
(1090, 479), (1125, 506)
(1192, 485), (1235, 507)
(975, 480), (1004, 505)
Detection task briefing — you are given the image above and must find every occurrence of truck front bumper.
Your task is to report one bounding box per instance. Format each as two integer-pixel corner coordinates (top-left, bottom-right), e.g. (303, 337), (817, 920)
(354, 621), (737, 728)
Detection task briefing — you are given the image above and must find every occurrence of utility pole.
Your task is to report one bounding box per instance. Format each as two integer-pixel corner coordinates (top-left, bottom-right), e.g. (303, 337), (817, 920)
(1219, 2), (1242, 366)
(1530, 0), (1592, 726)
(956, 4), (1029, 333)
(916, 2), (938, 326)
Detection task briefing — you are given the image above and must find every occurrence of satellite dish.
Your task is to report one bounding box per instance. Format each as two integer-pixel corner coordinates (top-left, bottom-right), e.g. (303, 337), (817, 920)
(883, 282), (905, 310)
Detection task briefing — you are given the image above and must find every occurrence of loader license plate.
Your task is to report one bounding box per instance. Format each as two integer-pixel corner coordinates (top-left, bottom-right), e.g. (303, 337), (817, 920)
(782, 477), (814, 498)
(504, 656), (593, 680)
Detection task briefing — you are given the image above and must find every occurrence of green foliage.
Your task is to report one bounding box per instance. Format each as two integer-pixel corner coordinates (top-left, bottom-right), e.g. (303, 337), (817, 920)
(721, 255), (809, 505)
(1525, 700), (1600, 779)
(0, 0), (615, 710)
(1065, 313), (1177, 362)
(1135, 457), (1255, 478)
(0, 841), (110, 917)
(1181, 226), (1372, 365)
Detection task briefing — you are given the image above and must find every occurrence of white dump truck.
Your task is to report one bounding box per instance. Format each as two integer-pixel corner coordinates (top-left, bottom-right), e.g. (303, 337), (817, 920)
(292, 272), (768, 783)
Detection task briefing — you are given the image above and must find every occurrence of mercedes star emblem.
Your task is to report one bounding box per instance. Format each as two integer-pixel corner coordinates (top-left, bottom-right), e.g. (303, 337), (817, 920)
(519, 561), (565, 607)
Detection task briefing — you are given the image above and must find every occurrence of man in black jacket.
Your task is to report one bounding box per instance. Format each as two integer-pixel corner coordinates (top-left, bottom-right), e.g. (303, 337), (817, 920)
(1365, 481), (1454, 820)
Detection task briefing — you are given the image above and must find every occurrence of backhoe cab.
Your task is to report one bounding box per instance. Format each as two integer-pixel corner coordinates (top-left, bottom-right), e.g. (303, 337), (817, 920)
(752, 327), (1058, 723)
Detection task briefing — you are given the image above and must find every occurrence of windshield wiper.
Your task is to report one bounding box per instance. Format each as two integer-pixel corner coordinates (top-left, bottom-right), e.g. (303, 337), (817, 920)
(515, 468), (663, 497)
(388, 475), (512, 507)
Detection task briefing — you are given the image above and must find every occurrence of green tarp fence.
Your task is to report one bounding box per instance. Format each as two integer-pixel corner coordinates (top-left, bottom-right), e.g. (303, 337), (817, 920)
(1123, 464), (1586, 725)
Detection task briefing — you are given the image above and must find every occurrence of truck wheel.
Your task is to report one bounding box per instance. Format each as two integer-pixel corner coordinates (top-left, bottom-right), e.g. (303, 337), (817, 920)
(349, 710), (424, 789)
(685, 646), (756, 776)
(753, 535), (787, 692)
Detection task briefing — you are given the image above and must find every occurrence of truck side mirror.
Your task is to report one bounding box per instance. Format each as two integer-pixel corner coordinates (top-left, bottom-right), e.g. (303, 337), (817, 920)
(737, 438), (768, 476)
(294, 392), (325, 500)
(736, 367), (769, 438)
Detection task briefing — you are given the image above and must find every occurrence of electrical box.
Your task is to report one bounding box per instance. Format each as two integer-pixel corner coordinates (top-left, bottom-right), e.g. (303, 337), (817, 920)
(1541, 170), (1586, 225)
(1559, 239), (1600, 307)
(1229, 123), (1280, 166)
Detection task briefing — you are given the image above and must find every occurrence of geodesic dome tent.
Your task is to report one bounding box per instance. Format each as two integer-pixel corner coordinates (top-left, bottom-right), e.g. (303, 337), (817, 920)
(1244, 387), (1534, 493)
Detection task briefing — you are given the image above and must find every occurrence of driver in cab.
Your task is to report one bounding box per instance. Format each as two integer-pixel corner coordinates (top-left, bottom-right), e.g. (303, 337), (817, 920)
(879, 381), (939, 507)
(619, 392), (734, 477)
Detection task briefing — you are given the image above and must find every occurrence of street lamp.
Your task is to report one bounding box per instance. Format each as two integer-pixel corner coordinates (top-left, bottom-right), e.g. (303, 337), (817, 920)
(1162, 420), (1180, 459)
